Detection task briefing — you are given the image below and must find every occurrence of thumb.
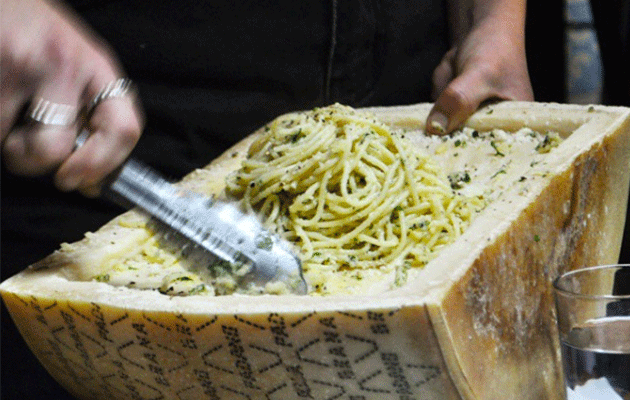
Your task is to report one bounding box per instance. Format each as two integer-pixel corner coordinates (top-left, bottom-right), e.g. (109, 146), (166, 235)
(426, 69), (493, 135)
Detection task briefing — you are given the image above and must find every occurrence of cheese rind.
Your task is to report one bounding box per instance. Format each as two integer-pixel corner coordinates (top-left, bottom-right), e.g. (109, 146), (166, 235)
(2, 102), (630, 400)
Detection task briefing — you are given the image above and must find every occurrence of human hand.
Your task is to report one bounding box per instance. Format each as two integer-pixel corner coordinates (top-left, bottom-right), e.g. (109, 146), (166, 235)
(426, 1), (534, 135)
(1, 0), (143, 196)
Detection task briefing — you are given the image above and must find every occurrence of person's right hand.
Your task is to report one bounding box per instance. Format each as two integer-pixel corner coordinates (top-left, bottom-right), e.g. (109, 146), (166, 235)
(1, 0), (143, 196)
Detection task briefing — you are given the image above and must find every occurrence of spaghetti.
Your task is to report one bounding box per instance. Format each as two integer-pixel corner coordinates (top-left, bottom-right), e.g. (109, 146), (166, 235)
(226, 104), (485, 293)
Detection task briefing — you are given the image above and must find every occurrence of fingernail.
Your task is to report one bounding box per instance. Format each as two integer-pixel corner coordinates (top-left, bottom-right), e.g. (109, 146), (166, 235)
(429, 113), (448, 134)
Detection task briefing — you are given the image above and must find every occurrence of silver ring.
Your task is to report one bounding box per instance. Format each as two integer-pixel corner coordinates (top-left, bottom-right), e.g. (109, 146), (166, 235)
(28, 98), (77, 126)
(88, 78), (134, 114)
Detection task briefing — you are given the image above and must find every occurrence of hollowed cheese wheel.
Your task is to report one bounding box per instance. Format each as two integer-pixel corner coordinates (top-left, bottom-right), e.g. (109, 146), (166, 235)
(2, 102), (630, 400)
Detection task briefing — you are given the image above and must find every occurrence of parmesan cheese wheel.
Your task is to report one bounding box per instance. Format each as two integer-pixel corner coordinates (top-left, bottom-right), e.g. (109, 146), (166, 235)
(2, 102), (630, 400)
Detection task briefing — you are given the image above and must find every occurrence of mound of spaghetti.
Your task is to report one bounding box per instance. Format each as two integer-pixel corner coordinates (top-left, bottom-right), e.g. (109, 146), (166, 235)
(226, 104), (485, 294)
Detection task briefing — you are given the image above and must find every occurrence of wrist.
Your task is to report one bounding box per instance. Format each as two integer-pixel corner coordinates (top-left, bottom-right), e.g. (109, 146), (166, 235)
(472, 0), (526, 35)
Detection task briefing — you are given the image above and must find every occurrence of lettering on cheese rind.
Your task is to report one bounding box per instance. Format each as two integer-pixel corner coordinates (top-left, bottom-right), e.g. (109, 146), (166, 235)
(9, 296), (446, 399)
(90, 303), (113, 343)
(311, 379), (346, 399)
(268, 313), (292, 347)
(60, 310), (95, 373)
(408, 364), (441, 386)
(286, 364), (313, 398)
(249, 344), (282, 374)
(222, 325), (259, 390)
(320, 316), (356, 380)
(193, 369), (221, 399)
(381, 353), (412, 395)
(31, 298), (48, 326)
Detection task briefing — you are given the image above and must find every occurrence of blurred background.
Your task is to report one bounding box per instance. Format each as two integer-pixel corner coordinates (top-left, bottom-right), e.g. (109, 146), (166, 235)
(530, 0), (629, 261)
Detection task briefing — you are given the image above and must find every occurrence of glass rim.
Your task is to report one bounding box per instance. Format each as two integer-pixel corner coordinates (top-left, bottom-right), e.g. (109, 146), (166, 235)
(552, 264), (630, 300)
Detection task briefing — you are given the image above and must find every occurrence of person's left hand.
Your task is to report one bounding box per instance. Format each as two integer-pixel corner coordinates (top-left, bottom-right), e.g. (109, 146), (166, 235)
(426, 6), (534, 135)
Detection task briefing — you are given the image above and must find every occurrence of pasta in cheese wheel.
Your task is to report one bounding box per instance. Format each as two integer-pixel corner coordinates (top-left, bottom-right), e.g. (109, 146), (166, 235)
(2, 102), (630, 400)
(227, 104), (486, 295)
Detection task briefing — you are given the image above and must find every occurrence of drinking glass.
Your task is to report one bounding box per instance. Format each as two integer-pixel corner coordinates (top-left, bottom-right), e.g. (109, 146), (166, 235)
(553, 265), (630, 399)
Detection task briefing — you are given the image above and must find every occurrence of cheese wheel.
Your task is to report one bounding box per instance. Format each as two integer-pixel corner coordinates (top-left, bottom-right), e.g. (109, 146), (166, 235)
(2, 102), (630, 400)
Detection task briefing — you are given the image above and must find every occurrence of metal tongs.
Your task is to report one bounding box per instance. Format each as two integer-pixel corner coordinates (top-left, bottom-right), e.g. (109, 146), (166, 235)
(75, 130), (307, 295)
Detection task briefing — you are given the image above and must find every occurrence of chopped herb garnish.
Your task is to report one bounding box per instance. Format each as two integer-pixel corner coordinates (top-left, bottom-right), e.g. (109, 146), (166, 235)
(491, 169), (507, 179)
(188, 284), (206, 295)
(448, 171), (471, 189)
(255, 235), (274, 251)
(535, 132), (561, 154)
(490, 141), (505, 157)
(94, 274), (110, 283)
(411, 221), (429, 229)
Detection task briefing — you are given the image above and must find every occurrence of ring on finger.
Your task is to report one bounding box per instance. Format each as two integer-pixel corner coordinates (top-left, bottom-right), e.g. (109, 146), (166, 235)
(77, 78), (134, 147)
(28, 98), (77, 126)
(87, 78), (134, 115)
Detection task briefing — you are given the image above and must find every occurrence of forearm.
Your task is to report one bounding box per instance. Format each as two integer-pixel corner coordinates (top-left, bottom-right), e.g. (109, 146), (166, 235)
(471, 0), (526, 22)
(448, 0), (527, 44)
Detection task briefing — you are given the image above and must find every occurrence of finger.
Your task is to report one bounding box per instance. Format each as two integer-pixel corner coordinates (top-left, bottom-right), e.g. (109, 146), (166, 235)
(426, 68), (494, 135)
(431, 48), (457, 101)
(1, 96), (26, 142)
(2, 58), (83, 175)
(0, 85), (32, 141)
(3, 98), (79, 176)
(2, 123), (78, 176)
(55, 71), (143, 191)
